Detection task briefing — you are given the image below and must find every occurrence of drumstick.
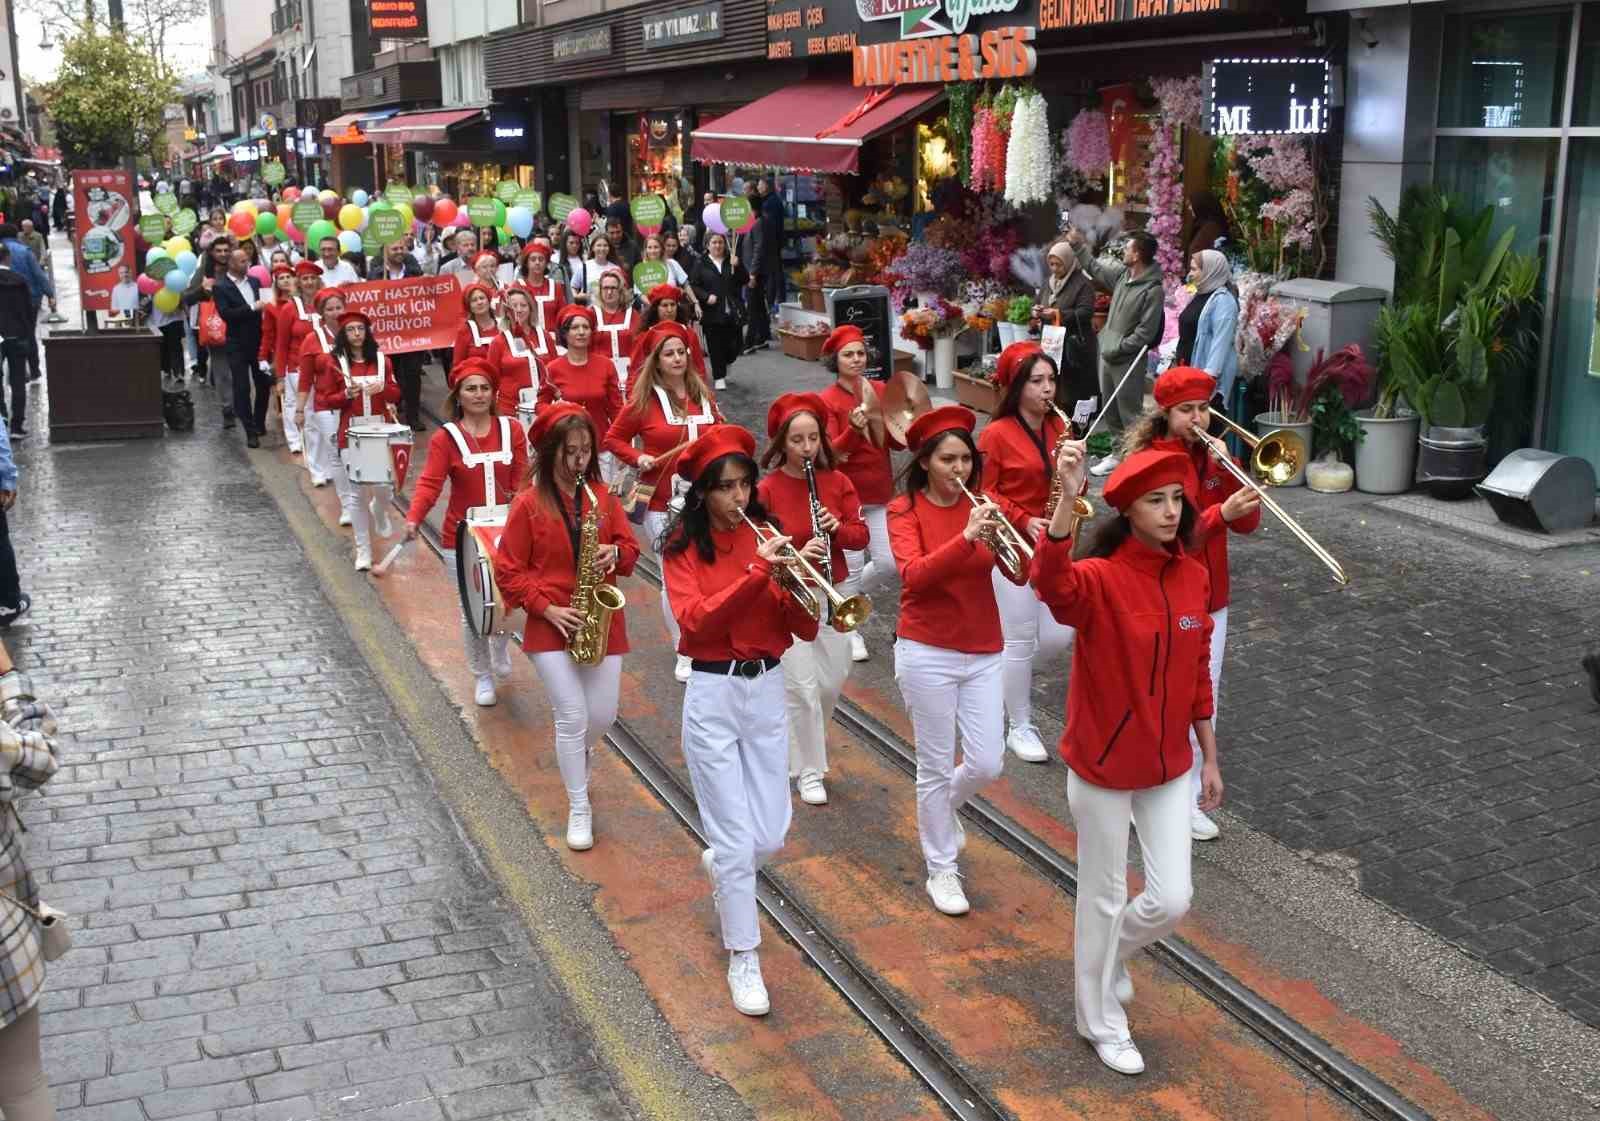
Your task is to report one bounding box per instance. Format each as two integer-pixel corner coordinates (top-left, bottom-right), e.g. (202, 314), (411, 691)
(1081, 346), (1149, 443)
(371, 539), (408, 577)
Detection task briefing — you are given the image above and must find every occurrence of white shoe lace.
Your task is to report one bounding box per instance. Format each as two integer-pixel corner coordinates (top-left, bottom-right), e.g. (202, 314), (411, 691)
(929, 869), (965, 901)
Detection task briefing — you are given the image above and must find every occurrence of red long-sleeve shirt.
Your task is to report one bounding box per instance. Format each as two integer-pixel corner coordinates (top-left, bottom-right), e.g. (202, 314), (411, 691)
(664, 524), (820, 661)
(496, 483), (640, 654)
(978, 412), (1070, 533)
(312, 353), (401, 446)
(603, 388), (722, 513)
(756, 467), (869, 583)
(1148, 437), (1260, 612)
(405, 417), (528, 550)
(539, 354), (623, 453)
(296, 323), (335, 396)
(819, 380), (899, 506)
(275, 298), (321, 377)
(452, 317), (498, 370)
(593, 306), (638, 366)
(523, 276), (567, 335)
(488, 328), (550, 418)
(1031, 531), (1214, 790)
(888, 492), (1025, 654)
(258, 300), (290, 367)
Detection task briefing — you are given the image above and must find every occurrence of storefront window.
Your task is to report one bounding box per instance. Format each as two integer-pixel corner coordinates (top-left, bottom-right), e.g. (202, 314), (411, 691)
(1573, 5), (1600, 125)
(1546, 138), (1600, 467)
(1438, 10), (1569, 129)
(1434, 136), (1558, 257)
(627, 111), (691, 220)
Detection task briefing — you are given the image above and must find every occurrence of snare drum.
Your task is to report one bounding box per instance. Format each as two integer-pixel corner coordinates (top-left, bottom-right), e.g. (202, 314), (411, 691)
(343, 422), (414, 487)
(457, 507), (525, 638)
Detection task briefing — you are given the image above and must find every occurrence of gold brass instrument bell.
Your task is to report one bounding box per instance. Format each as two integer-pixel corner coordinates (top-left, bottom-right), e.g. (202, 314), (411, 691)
(1210, 410), (1307, 488)
(739, 510), (873, 632)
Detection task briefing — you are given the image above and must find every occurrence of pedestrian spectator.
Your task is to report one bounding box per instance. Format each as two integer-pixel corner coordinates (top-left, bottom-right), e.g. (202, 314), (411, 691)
(1174, 249), (1241, 405)
(49, 189), (67, 237)
(0, 248), (31, 437)
(688, 230), (747, 391)
(1186, 190), (1230, 257)
(314, 236), (360, 286)
(604, 217), (638, 272)
(757, 174), (786, 313)
(0, 426), (26, 626)
(438, 228), (479, 278)
(555, 231), (589, 301)
(736, 182), (771, 353)
(1030, 241), (1096, 413)
(184, 234), (232, 392)
(197, 208), (228, 251)
(15, 224), (44, 277)
(212, 247), (269, 446)
(1067, 227), (1165, 475)
(368, 240), (426, 431)
(0, 226), (53, 385)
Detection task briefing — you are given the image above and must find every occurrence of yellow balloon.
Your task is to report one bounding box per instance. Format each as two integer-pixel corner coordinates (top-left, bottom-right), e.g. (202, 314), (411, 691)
(232, 200), (258, 218)
(164, 237), (192, 257)
(153, 288), (181, 313)
(320, 189), (338, 203)
(395, 203), (413, 228)
(337, 204), (364, 232)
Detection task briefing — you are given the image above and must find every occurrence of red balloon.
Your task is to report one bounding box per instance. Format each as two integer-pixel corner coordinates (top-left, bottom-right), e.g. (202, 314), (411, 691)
(227, 211), (255, 237)
(432, 198), (458, 226)
(321, 197), (339, 220)
(282, 186), (301, 202)
(412, 195), (434, 221)
(136, 274), (161, 296)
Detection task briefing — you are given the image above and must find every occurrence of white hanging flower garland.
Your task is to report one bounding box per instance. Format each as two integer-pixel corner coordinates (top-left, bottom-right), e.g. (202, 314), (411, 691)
(1004, 90), (1053, 206)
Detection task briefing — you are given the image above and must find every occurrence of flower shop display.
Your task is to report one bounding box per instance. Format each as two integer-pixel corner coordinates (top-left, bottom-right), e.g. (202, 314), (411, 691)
(778, 318), (831, 362)
(1061, 110), (1111, 200)
(1004, 89), (1053, 206)
(1216, 134), (1328, 277)
(899, 298), (966, 349)
(1147, 76), (1202, 285)
(884, 241), (966, 311)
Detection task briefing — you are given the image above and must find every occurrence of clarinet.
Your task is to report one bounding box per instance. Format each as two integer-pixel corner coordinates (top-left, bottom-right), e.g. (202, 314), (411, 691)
(802, 456), (832, 590)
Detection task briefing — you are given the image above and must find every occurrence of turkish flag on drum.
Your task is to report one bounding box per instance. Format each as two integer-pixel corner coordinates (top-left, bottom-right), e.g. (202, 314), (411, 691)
(340, 275), (467, 354)
(390, 440), (412, 492)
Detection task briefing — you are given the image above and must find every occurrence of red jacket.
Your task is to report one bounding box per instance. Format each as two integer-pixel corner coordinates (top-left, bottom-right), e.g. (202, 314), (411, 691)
(978, 412), (1069, 533)
(756, 466), (869, 583)
(522, 276), (567, 335)
(819, 381), (899, 506)
(452, 318), (498, 370)
(1149, 437), (1260, 612)
(258, 300), (291, 368)
(539, 354), (624, 459)
(405, 417), (528, 550)
(488, 328), (550, 418)
(603, 388), (722, 512)
(275, 297), (321, 377)
(1031, 532), (1214, 791)
(888, 492), (1024, 654)
(664, 523), (820, 660)
(594, 305), (638, 367)
(496, 483), (640, 654)
(296, 323), (335, 397)
(312, 353), (401, 446)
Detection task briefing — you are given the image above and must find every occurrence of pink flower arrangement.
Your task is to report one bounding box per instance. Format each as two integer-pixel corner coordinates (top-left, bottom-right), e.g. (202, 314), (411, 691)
(1244, 135), (1315, 194)
(1064, 110), (1111, 179)
(1261, 188), (1318, 250)
(1234, 271), (1307, 380)
(1150, 76), (1204, 130)
(1147, 123), (1186, 282)
(969, 107), (1007, 192)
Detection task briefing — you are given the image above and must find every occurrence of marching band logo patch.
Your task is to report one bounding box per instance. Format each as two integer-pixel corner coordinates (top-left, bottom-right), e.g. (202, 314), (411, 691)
(1178, 615), (1203, 631)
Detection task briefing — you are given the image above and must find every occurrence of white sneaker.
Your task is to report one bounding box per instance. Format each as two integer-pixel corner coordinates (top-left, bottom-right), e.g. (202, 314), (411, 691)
(311, 474), (329, 487)
(288, 443), (302, 455)
(926, 869), (969, 915)
(849, 632), (869, 662)
(1191, 808), (1220, 842)
(674, 655), (692, 683)
(338, 511), (352, 527)
(1006, 724), (1049, 763)
(1114, 961), (1134, 1005)
(713, 378), (728, 391)
(354, 546), (372, 571)
(727, 950), (769, 1016)
(371, 498), (393, 538)
(1089, 454), (1121, 477)
(474, 674), (497, 706)
(797, 770), (828, 806)
(489, 637), (515, 679)
(566, 804), (593, 851)
(1091, 1036), (1145, 1076)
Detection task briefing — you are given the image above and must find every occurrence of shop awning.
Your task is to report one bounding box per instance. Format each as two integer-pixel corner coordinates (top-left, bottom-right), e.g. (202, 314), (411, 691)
(321, 109), (399, 142)
(363, 108), (484, 146)
(690, 80), (945, 174)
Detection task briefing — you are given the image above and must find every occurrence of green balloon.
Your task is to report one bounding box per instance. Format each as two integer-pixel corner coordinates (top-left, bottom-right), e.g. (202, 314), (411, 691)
(385, 184), (412, 206)
(146, 256), (176, 279)
(514, 188), (542, 212)
(467, 198), (499, 228)
(305, 219), (337, 248)
(493, 199), (508, 227)
(495, 180), (520, 203)
(262, 160), (286, 186)
(549, 193), (577, 220)
(139, 213), (168, 241)
(255, 211), (278, 236)
(362, 224), (384, 256)
(154, 192), (179, 215)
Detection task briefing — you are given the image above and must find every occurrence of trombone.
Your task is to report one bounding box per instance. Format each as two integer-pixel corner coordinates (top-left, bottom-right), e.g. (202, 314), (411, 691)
(1192, 429), (1349, 587)
(739, 511), (873, 632)
(1210, 410), (1307, 488)
(956, 480), (1033, 583)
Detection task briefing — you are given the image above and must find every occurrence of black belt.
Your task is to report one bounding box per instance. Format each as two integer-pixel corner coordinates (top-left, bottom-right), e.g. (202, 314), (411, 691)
(691, 657), (780, 679)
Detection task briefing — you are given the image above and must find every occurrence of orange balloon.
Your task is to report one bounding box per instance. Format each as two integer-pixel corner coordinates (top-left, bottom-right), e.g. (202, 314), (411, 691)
(276, 203), (293, 227)
(227, 211), (255, 238)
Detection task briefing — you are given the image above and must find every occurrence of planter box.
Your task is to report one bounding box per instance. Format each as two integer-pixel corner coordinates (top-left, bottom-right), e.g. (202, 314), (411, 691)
(800, 286), (827, 313)
(778, 329), (827, 362)
(44, 329), (165, 442)
(954, 371), (1001, 414)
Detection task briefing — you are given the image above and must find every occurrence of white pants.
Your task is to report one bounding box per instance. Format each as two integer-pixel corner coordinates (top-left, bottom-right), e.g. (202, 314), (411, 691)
(842, 504), (894, 592)
(682, 665), (791, 951)
(441, 549), (514, 678)
(893, 639), (1004, 875)
(312, 410), (341, 487)
(644, 509), (680, 650)
(1187, 606), (1227, 809)
(280, 370), (304, 451)
(781, 625), (852, 777)
(531, 651), (622, 810)
(992, 568), (1074, 734)
(1067, 769), (1192, 1044)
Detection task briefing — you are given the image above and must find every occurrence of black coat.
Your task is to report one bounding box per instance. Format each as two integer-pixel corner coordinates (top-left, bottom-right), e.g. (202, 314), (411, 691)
(211, 274), (264, 359)
(367, 254), (422, 280)
(0, 269), (33, 338)
(689, 254), (748, 329)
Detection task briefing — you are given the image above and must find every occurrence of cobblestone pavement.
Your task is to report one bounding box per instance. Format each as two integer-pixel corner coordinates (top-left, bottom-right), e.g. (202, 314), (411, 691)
(5, 417), (631, 1118)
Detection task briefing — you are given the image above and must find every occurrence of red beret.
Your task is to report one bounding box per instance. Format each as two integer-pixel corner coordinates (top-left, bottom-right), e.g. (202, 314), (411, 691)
(520, 239), (553, 261)
(339, 310), (372, 331)
(676, 424), (757, 482)
(499, 282), (533, 305)
(1103, 449), (1193, 513)
(460, 282), (495, 313)
(765, 393), (829, 439)
(292, 260), (322, 278)
(629, 321), (696, 373)
(471, 251), (501, 271)
(271, 263), (294, 277)
(646, 283), (683, 305)
(904, 404), (976, 450)
(529, 401), (592, 448)
(822, 325), (864, 357)
(313, 287), (344, 311)
(1153, 366), (1217, 410)
(993, 341), (1047, 390)
(557, 303), (597, 330)
(447, 357), (498, 391)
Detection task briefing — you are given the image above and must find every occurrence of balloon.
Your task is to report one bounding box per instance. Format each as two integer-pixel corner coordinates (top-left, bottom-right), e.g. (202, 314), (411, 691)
(452, 209), (472, 228)
(136, 274), (161, 296)
(305, 219), (337, 249)
(227, 211), (255, 238)
(282, 186), (301, 202)
(255, 211), (279, 237)
(702, 203), (728, 236)
(565, 207), (592, 237)
(351, 188), (369, 207)
(395, 203), (413, 229)
(432, 198), (458, 226)
(283, 219), (302, 244)
(337, 230), (362, 254)
(248, 264), (271, 286)
(319, 189), (338, 202)
(412, 195), (434, 222)
(163, 237), (191, 257)
(338, 203), (361, 231)
(153, 288), (181, 313)
(232, 200), (258, 218)
(506, 205), (534, 239)
(276, 203), (293, 227)
(146, 247), (168, 267)
(174, 250), (197, 273)
(321, 198), (339, 220)
(492, 199), (508, 228)
(163, 269), (188, 293)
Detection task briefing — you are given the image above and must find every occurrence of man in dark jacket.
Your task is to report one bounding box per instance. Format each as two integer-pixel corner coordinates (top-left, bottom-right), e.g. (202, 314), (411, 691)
(211, 247), (270, 447)
(368, 240), (426, 431)
(757, 175), (786, 312)
(0, 245), (35, 435)
(736, 183), (771, 353)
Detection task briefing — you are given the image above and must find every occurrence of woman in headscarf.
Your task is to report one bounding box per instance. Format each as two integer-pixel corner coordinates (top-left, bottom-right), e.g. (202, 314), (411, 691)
(1032, 241), (1097, 414)
(1174, 249), (1240, 405)
(1186, 191), (1230, 256)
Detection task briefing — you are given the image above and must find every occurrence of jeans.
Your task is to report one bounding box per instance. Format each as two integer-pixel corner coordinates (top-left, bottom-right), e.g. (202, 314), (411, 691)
(157, 322), (186, 379)
(229, 351), (272, 436)
(0, 507), (20, 611)
(530, 651), (622, 810)
(1, 337), (27, 425)
(23, 302), (39, 380)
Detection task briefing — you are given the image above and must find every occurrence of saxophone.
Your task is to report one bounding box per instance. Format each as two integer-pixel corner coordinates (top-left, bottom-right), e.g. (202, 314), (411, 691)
(1045, 404), (1095, 531)
(566, 483), (628, 666)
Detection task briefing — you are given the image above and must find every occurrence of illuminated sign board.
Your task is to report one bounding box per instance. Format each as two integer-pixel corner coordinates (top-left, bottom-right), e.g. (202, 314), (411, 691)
(1206, 57), (1331, 136)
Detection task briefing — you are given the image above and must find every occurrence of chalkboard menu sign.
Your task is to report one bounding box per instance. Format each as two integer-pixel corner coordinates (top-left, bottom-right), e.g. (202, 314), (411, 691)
(830, 285), (892, 381)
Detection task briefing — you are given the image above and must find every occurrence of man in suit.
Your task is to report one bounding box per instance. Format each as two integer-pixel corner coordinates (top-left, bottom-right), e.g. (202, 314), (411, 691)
(736, 182), (770, 353)
(368, 239), (427, 431)
(212, 247), (270, 447)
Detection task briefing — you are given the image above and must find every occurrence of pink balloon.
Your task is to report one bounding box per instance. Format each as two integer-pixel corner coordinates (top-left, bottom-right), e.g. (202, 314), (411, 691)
(702, 202), (729, 237)
(452, 210), (472, 228)
(136, 274), (161, 295)
(283, 219), (303, 243)
(565, 208), (592, 237)
(248, 265), (270, 285)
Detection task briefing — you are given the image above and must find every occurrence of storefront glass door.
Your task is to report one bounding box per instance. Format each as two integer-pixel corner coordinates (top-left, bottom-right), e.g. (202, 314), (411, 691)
(1548, 138), (1600, 468)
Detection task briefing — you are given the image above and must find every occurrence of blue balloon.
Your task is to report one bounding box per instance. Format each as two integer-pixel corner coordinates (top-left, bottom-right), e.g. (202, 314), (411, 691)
(337, 229), (362, 254)
(506, 205), (534, 240)
(174, 251), (198, 273)
(351, 189), (369, 207)
(146, 247), (168, 267)
(163, 269), (188, 293)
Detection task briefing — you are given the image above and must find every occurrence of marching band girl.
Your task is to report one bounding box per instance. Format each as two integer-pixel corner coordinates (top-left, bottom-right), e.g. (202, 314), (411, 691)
(312, 310), (400, 571)
(1031, 444), (1222, 1077)
(641, 283), (706, 370)
(817, 326), (897, 664)
(516, 239), (567, 335)
(1119, 366), (1258, 842)
(604, 321), (722, 683)
(274, 262), (325, 469)
(489, 286), (549, 421)
(497, 402), (639, 851)
(661, 424), (820, 1017)
(976, 342), (1076, 765)
(293, 287), (344, 492)
(404, 357), (528, 708)
(452, 283), (499, 369)
(888, 405), (1024, 917)
(756, 393), (868, 807)
(593, 266), (638, 397)
(258, 264), (297, 451)
(539, 304), (623, 481)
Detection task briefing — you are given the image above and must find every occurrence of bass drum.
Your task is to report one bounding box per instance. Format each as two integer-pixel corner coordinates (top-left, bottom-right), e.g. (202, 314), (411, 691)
(455, 512), (526, 639)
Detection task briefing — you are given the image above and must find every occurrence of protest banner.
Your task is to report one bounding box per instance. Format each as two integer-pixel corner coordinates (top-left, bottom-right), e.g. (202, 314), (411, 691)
(337, 275), (465, 354)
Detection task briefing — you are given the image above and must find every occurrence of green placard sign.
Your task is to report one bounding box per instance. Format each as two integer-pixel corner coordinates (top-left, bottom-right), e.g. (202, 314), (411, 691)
(171, 208), (198, 235)
(494, 180), (520, 203)
(630, 194), (667, 232)
(513, 188), (542, 213)
(145, 255), (176, 278)
(719, 195), (752, 232)
(368, 209), (406, 243)
(548, 193), (577, 220)
(385, 183), (413, 206)
(154, 192), (179, 216)
(362, 224), (384, 256)
(292, 198), (324, 229)
(139, 213), (168, 241)
(262, 160), (287, 186)
(632, 260), (668, 291)
(467, 197), (499, 227)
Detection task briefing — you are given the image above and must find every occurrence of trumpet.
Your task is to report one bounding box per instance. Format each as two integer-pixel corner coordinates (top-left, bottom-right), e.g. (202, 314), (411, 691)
(740, 511), (873, 633)
(956, 480), (1032, 582)
(1209, 409), (1307, 488)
